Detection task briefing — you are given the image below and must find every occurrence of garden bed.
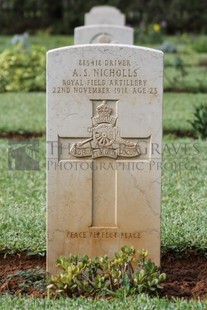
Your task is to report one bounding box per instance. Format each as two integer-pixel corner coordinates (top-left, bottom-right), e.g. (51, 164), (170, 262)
(0, 252), (206, 300)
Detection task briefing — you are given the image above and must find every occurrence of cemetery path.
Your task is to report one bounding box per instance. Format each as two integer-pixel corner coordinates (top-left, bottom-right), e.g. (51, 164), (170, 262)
(0, 251), (206, 300)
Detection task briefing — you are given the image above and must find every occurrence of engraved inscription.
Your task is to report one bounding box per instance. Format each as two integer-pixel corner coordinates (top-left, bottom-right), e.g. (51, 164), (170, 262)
(51, 58), (159, 96)
(66, 231), (141, 239)
(70, 100), (141, 159)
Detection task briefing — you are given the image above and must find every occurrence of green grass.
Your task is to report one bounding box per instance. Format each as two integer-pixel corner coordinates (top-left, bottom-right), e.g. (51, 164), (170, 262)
(163, 92), (207, 134)
(161, 138), (207, 252)
(0, 138), (45, 253)
(0, 93), (45, 134)
(159, 36), (207, 92)
(0, 294), (207, 310)
(164, 52), (207, 67)
(29, 34), (74, 50)
(0, 36), (12, 53)
(163, 34), (207, 50)
(0, 137), (206, 254)
(164, 66), (207, 92)
(0, 34), (73, 53)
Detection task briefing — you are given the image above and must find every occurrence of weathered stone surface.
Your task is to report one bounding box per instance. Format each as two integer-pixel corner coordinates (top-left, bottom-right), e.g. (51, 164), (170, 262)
(74, 25), (133, 45)
(85, 6), (125, 26)
(47, 44), (163, 273)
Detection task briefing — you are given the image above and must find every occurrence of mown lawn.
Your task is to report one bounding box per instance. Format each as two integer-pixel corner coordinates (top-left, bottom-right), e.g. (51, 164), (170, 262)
(0, 93), (45, 134)
(163, 92), (207, 134)
(164, 66), (207, 92)
(0, 34), (73, 53)
(0, 294), (207, 310)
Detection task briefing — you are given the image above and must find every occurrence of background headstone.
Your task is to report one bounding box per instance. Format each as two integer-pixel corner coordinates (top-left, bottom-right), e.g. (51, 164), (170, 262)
(74, 25), (134, 45)
(47, 44), (163, 274)
(85, 6), (125, 26)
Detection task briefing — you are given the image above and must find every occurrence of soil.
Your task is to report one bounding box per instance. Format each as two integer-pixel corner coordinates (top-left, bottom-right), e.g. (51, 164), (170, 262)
(161, 251), (207, 300)
(0, 251), (207, 300)
(0, 132), (44, 140)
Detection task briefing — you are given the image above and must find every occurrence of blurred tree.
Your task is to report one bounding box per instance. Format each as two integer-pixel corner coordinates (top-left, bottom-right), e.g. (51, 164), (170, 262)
(0, 0), (206, 34)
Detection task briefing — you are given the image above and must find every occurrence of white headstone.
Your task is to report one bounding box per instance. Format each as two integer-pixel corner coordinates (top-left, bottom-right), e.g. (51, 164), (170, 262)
(47, 44), (163, 274)
(85, 6), (125, 26)
(74, 25), (134, 45)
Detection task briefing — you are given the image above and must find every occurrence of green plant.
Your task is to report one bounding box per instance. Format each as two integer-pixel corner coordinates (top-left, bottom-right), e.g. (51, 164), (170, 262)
(0, 43), (46, 92)
(172, 56), (188, 82)
(188, 104), (207, 140)
(48, 246), (166, 298)
(157, 41), (177, 53)
(164, 55), (189, 91)
(135, 23), (164, 45)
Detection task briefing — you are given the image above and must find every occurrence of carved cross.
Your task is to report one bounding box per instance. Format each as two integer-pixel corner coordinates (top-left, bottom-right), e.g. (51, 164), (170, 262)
(58, 100), (150, 228)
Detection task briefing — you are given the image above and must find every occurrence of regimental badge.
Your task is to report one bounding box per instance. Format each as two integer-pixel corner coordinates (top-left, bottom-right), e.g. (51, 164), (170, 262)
(70, 100), (141, 159)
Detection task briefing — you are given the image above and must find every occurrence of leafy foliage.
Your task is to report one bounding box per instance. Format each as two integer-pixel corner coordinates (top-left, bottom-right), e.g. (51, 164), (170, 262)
(135, 23), (164, 45)
(157, 41), (177, 53)
(0, 43), (46, 92)
(188, 104), (207, 139)
(165, 56), (188, 86)
(0, 0), (207, 34)
(48, 246), (166, 298)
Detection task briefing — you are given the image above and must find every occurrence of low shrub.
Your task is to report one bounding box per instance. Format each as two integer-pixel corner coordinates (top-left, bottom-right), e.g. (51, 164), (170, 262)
(135, 23), (165, 45)
(188, 104), (207, 140)
(48, 246), (166, 298)
(157, 41), (177, 53)
(0, 43), (46, 92)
